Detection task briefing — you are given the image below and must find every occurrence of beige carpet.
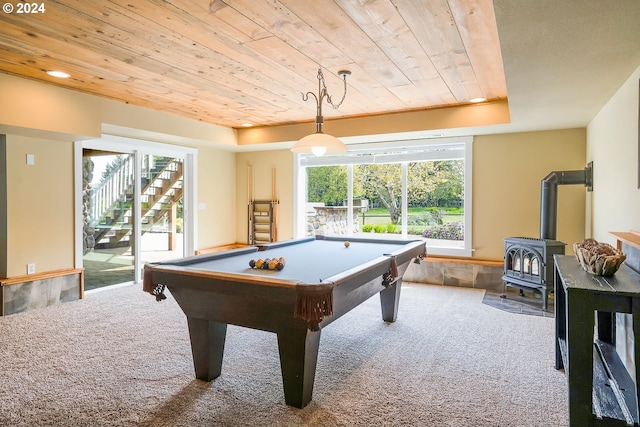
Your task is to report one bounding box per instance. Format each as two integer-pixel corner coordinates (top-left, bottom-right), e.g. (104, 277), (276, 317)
(0, 283), (568, 427)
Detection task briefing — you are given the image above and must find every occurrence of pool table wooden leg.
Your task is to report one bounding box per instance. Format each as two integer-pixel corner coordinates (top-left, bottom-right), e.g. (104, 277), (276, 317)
(187, 317), (227, 381)
(380, 280), (402, 322)
(276, 327), (321, 408)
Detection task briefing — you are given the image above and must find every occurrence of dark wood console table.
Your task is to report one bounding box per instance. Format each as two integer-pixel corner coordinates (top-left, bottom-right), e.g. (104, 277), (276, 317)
(554, 255), (640, 426)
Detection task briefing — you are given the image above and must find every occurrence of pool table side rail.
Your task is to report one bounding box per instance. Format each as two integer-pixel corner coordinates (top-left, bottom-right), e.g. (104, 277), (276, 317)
(315, 235), (425, 246)
(143, 263), (303, 291)
(154, 246), (261, 266)
(258, 235), (424, 251)
(256, 236), (316, 250)
(320, 240), (425, 286)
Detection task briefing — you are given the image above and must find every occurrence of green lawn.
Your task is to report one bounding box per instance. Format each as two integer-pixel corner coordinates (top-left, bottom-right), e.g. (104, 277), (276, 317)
(358, 207), (462, 236)
(360, 207), (462, 225)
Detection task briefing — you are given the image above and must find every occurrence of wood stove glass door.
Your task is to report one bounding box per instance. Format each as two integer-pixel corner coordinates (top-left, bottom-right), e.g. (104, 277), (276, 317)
(506, 246), (544, 284)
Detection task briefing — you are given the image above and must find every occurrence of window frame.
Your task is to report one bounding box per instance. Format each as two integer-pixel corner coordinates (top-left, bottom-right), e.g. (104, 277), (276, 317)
(293, 136), (473, 257)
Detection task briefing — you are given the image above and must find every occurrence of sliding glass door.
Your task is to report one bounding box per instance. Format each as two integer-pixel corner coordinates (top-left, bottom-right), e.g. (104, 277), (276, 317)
(82, 150), (136, 290)
(139, 154), (184, 267)
(75, 137), (196, 291)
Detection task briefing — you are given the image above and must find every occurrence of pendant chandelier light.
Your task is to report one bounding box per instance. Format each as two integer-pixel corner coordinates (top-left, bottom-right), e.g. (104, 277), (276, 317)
(291, 68), (351, 156)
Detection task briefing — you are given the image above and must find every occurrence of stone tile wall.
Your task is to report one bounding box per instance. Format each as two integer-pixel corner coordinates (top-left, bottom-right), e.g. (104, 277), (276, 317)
(404, 258), (503, 292)
(1, 272), (82, 315)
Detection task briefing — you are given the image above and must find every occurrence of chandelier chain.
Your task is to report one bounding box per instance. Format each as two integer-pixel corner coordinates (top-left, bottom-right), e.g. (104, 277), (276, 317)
(319, 68), (348, 110)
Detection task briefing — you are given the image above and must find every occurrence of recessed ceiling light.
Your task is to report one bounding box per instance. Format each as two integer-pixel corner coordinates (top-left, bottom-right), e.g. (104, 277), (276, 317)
(469, 97), (486, 103)
(46, 70), (70, 78)
(241, 123), (253, 127)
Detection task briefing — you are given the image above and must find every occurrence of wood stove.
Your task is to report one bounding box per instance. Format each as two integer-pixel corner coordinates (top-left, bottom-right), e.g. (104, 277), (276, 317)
(501, 162), (592, 310)
(502, 237), (565, 310)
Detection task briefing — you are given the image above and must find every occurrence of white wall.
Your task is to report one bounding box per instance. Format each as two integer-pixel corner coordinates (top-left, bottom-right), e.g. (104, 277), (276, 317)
(587, 66), (640, 242)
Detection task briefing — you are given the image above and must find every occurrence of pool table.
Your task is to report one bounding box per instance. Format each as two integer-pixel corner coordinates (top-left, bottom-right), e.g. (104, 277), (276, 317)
(143, 235), (426, 408)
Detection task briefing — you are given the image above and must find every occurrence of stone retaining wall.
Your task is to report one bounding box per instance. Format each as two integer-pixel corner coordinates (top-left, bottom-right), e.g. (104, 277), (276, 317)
(306, 206), (364, 236)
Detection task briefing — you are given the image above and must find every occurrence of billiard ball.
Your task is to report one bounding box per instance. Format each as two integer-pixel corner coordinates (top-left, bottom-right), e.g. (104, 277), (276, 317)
(249, 259), (256, 268)
(344, 241), (350, 248)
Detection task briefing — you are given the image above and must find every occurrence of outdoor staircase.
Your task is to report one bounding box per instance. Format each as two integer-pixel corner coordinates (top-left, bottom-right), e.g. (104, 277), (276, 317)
(90, 156), (183, 249)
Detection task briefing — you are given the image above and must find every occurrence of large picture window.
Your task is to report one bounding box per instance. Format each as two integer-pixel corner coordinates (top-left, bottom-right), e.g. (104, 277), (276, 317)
(294, 137), (472, 257)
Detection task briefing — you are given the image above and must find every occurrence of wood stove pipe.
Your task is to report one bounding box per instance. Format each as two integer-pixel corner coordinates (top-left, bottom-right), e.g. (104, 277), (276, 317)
(540, 162), (593, 240)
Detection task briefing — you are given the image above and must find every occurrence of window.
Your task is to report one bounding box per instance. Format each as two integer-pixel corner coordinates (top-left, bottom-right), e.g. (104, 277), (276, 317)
(294, 136), (472, 257)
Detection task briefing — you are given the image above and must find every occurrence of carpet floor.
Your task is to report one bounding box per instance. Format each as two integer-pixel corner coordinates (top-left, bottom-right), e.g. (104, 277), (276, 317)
(0, 282), (568, 426)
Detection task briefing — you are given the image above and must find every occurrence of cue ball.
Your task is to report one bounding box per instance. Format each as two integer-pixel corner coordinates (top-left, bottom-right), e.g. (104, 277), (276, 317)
(344, 241), (350, 248)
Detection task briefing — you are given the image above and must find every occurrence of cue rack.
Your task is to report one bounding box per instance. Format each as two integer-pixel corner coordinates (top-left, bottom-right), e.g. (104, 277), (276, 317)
(247, 165), (278, 245)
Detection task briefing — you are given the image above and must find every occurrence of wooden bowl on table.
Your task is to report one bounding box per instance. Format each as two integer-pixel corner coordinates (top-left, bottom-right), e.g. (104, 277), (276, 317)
(573, 238), (626, 276)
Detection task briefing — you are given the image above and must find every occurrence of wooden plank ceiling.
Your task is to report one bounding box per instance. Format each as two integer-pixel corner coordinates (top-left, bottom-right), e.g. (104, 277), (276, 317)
(0, 0), (507, 129)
